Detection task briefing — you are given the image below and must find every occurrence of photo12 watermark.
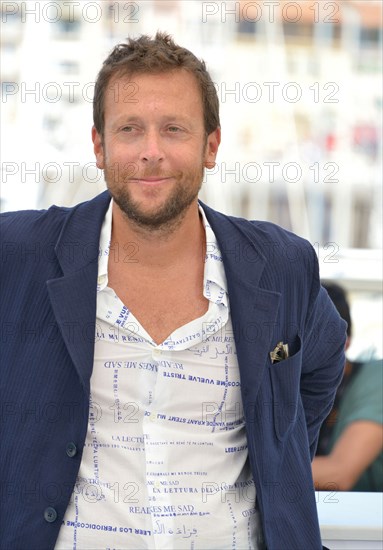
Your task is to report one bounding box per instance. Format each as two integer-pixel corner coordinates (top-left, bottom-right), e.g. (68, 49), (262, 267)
(1, 2), (140, 24)
(204, 160), (340, 184)
(2, 80), (340, 105)
(201, 2), (340, 25)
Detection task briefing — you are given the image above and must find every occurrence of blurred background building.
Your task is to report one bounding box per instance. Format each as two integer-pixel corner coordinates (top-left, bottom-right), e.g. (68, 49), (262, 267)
(1, 0), (382, 359)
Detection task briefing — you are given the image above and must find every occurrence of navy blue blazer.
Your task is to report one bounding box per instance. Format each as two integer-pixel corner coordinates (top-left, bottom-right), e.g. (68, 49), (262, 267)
(1, 191), (346, 549)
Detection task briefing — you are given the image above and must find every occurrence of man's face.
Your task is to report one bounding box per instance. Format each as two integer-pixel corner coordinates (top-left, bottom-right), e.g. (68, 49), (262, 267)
(92, 69), (220, 230)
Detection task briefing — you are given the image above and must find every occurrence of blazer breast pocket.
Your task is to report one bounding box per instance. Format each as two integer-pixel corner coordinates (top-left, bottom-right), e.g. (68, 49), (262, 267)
(269, 334), (302, 441)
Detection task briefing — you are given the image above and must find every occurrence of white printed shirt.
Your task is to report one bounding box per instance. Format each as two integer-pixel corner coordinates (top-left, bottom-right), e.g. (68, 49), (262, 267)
(55, 202), (264, 549)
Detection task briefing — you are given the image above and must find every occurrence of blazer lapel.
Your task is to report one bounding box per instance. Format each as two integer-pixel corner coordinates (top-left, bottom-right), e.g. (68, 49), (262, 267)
(202, 203), (281, 403)
(47, 191), (111, 395)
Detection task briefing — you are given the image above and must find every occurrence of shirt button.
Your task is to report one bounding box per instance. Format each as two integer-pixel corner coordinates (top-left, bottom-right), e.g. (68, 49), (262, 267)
(66, 442), (77, 458)
(44, 507), (57, 523)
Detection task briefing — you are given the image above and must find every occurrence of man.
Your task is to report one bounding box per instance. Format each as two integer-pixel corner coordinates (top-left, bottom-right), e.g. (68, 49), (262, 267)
(313, 283), (383, 492)
(1, 33), (346, 549)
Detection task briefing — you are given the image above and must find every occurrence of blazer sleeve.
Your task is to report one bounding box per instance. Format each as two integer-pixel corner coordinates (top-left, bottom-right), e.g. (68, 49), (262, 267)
(299, 247), (347, 459)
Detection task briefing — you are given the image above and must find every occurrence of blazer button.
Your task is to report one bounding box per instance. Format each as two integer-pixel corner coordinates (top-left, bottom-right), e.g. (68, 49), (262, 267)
(66, 442), (77, 458)
(44, 507), (57, 523)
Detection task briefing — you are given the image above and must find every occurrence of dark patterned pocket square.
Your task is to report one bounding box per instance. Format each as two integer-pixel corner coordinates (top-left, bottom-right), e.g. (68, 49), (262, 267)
(270, 342), (289, 364)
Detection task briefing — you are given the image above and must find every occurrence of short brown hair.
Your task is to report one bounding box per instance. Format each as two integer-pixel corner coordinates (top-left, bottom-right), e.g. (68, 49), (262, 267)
(93, 31), (220, 138)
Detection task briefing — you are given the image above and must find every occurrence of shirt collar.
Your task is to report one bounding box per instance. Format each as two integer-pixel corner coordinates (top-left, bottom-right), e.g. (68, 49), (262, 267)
(199, 204), (228, 307)
(97, 200), (228, 305)
(97, 199), (112, 292)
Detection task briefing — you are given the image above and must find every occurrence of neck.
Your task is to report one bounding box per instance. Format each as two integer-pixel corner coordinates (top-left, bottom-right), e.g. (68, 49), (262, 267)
(110, 200), (206, 270)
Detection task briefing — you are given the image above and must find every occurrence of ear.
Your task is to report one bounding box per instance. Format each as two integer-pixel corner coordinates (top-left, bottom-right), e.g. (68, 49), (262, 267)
(204, 127), (221, 169)
(92, 126), (105, 169)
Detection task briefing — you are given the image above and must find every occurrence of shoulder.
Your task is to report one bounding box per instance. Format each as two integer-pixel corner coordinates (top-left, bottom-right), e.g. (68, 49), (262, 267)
(202, 203), (330, 318)
(202, 204), (312, 248)
(1, 204), (72, 244)
(205, 205), (318, 278)
(341, 359), (383, 424)
(249, 218), (313, 250)
(0, 191), (110, 246)
(351, 359), (383, 397)
(0, 192), (111, 275)
(0, 206), (74, 280)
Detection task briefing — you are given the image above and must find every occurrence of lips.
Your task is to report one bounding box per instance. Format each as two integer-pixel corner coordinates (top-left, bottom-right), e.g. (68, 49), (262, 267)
(130, 177), (172, 185)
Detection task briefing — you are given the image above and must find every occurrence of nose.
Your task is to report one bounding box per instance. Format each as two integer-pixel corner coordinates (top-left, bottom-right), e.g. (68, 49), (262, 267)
(140, 129), (164, 163)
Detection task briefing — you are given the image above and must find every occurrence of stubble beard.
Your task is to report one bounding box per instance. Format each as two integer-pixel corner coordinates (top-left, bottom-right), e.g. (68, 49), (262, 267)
(104, 163), (205, 234)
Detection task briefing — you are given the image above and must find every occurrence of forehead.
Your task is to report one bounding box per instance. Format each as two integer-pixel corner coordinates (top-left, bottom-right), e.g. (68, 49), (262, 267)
(104, 69), (203, 115)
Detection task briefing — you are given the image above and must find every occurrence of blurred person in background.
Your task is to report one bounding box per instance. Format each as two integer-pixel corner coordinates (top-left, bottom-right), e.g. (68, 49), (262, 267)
(313, 282), (383, 492)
